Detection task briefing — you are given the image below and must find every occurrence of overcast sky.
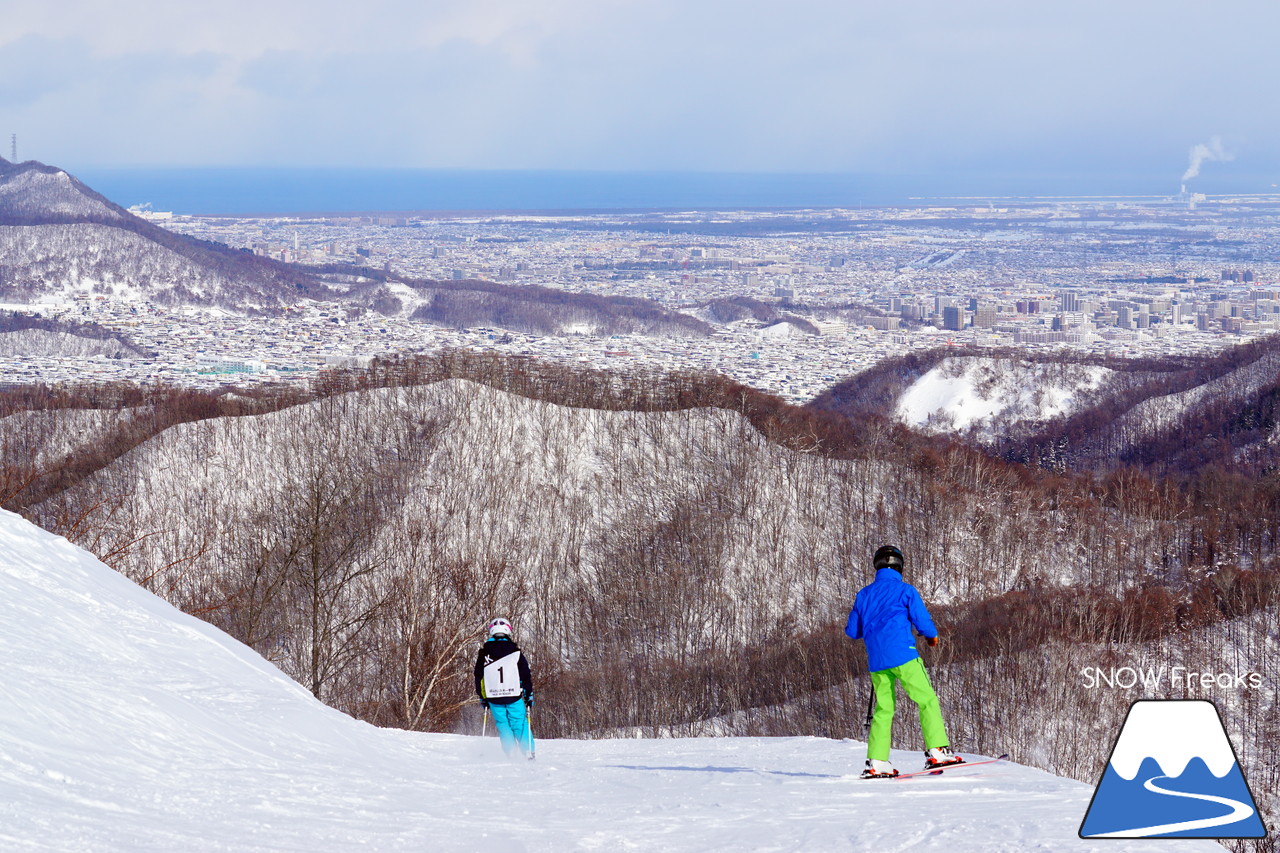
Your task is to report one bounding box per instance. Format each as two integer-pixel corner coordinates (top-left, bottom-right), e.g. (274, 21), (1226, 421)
(3, 0), (1279, 183)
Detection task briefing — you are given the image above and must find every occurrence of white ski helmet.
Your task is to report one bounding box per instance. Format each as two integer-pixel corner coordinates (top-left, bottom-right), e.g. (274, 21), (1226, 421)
(487, 617), (513, 638)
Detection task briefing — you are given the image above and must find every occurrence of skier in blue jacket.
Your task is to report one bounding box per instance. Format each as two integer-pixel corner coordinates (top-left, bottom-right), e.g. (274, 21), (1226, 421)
(846, 545), (961, 778)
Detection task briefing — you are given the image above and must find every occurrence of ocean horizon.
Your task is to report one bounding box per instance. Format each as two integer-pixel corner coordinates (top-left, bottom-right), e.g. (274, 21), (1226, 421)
(67, 166), (1273, 217)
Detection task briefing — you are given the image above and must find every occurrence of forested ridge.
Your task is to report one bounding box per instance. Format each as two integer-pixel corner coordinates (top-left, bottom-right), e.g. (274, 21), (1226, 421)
(1, 346), (1277, 850)
(813, 333), (1280, 479)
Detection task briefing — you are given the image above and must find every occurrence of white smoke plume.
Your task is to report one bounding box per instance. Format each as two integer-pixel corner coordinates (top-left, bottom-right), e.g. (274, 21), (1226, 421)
(1182, 136), (1232, 182)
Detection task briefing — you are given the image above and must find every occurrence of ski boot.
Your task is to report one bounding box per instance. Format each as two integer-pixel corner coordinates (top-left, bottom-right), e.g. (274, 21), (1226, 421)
(860, 759), (898, 779)
(924, 746), (964, 768)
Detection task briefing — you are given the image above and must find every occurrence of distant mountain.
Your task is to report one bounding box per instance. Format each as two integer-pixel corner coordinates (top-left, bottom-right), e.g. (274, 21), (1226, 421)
(0, 156), (340, 314)
(0, 157), (710, 335)
(0, 157), (128, 224)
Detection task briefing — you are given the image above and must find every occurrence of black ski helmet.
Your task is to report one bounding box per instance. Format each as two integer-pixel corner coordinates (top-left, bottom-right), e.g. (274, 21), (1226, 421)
(873, 544), (905, 572)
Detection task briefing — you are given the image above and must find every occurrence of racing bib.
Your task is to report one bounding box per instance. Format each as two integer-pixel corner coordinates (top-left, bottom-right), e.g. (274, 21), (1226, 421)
(482, 650), (523, 699)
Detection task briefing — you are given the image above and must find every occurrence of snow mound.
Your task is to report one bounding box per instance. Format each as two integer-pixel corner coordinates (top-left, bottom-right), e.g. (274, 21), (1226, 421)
(758, 320), (812, 339)
(0, 509), (1218, 850)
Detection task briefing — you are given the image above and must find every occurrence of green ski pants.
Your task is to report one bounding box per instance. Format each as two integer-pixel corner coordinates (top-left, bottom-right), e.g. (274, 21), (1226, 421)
(867, 656), (949, 761)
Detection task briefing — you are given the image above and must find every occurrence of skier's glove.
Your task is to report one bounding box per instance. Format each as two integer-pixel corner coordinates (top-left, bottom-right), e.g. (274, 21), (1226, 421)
(480, 699), (490, 709)
(524, 692), (534, 708)
(926, 636), (939, 647)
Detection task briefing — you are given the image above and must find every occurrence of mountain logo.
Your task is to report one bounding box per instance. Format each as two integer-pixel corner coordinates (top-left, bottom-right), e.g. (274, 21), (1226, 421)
(1079, 699), (1267, 839)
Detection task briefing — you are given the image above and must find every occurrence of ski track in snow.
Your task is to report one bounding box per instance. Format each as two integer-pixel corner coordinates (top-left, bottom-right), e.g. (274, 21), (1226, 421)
(0, 508), (1226, 852)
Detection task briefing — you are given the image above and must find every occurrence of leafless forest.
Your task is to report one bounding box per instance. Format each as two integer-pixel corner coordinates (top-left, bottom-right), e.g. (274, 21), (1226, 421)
(2, 349), (1277, 848)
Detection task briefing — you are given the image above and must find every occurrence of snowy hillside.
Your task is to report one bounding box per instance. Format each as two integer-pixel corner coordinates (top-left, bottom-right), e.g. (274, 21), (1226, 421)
(0, 162), (126, 224)
(0, 223), (315, 313)
(894, 356), (1111, 441)
(1098, 349), (1280, 459)
(0, 509), (1218, 851)
(0, 406), (144, 471)
(0, 158), (344, 315)
(0, 328), (138, 359)
(401, 279), (712, 338)
(33, 379), (1078, 673)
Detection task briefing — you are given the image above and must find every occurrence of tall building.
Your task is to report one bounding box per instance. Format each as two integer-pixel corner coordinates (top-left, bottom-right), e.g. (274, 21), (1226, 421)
(943, 306), (964, 331)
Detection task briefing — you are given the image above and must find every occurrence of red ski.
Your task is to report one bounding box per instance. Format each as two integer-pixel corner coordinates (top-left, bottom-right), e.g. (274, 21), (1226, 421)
(893, 753), (1010, 779)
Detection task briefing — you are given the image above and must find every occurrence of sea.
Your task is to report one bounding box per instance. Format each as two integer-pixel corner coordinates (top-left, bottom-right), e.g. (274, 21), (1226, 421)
(67, 167), (1272, 217)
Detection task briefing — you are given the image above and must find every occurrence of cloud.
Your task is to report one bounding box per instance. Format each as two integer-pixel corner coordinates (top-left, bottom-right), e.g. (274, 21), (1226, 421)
(0, 36), (88, 108)
(1, 0), (631, 62)
(3, 0), (1280, 175)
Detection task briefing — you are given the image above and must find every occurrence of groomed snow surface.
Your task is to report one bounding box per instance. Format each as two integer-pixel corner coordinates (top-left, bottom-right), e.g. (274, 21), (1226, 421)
(0, 510), (1220, 851)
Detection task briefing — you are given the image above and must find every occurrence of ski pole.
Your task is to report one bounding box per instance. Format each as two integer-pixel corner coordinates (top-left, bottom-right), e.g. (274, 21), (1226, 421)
(481, 707), (488, 738)
(863, 677), (875, 736)
(527, 708), (536, 759)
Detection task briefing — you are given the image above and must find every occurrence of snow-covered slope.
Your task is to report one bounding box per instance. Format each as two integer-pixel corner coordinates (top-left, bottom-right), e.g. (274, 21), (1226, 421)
(0, 224), (311, 313)
(1100, 349), (1280, 458)
(0, 158), (344, 315)
(36, 379), (1061, 658)
(0, 406), (146, 472)
(0, 509), (1215, 851)
(0, 164), (126, 224)
(895, 356), (1111, 440)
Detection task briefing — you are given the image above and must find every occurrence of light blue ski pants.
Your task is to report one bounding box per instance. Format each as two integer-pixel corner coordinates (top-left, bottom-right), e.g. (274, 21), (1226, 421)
(489, 700), (532, 757)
